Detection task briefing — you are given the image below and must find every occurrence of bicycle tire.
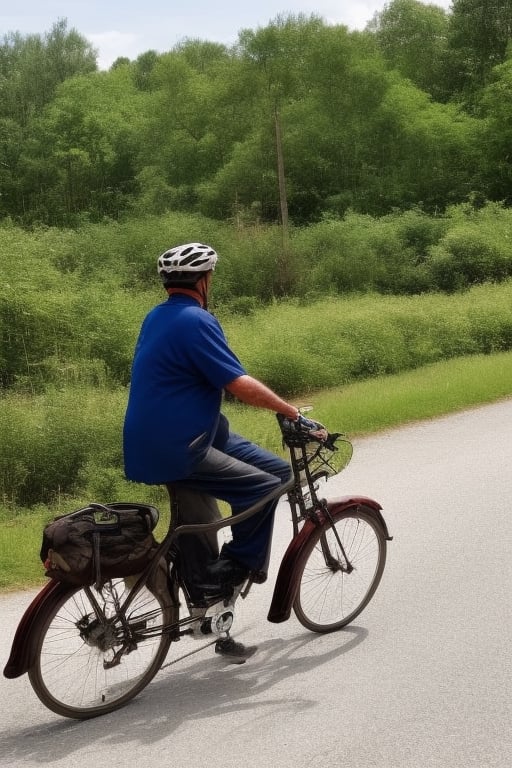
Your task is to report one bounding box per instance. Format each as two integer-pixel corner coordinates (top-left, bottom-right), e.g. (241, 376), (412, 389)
(293, 505), (387, 633)
(28, 578), (175, 719)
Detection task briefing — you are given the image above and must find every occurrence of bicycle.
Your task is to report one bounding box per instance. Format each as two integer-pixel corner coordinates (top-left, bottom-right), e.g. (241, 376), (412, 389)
(4, 412), (392, 719)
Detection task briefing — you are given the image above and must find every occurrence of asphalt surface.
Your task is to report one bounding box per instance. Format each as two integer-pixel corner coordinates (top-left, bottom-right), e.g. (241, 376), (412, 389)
(1, 399), (511, 768)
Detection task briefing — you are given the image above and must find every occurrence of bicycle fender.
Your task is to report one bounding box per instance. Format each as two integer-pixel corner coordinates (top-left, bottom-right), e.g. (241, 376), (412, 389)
(267, 495), (389, 624)
(328, 495), (392, 543)
(3, 579), (72, 679)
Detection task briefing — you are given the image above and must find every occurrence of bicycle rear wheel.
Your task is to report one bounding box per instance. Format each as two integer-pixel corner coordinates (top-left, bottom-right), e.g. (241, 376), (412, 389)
(293, 505), (386, 633)
(28, 578), (175, 719)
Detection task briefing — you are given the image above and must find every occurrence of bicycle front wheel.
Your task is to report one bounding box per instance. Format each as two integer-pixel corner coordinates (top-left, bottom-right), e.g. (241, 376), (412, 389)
(293, 505), (387, 633)
(28, 579), (175, 719)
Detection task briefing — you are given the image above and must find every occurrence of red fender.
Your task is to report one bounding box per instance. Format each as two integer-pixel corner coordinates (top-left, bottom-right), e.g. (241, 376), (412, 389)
(3, 579), (73, 679)
(267, 495), (390, 624)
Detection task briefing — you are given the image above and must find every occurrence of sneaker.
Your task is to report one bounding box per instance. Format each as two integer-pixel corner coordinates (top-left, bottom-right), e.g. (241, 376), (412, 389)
(214, 636), (258, 664)
(198, 557), (249, 595)
(250, 570), (267, 584)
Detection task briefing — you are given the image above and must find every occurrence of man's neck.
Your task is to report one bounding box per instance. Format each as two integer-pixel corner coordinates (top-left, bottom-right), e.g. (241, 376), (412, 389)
(166, 287), (204, 307)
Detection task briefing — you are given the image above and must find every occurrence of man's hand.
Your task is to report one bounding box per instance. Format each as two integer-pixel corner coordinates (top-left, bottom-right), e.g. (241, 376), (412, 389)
(277, 413), (328, 442)
(295, 414), (328, 442)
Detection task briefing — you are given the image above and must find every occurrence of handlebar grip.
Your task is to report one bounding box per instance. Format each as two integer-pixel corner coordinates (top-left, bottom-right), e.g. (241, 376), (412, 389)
(276, 412), (326, 443)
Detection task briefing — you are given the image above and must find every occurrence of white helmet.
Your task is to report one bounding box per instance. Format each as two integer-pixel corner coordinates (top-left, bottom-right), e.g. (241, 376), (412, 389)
(157, 243), (218, 279)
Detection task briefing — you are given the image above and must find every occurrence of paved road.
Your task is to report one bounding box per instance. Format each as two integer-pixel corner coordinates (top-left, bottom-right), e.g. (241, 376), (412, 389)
(1, 400), (511, 768)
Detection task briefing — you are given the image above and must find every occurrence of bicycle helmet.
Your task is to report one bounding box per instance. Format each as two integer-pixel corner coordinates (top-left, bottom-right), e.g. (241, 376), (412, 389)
(157, 242), (218, 286)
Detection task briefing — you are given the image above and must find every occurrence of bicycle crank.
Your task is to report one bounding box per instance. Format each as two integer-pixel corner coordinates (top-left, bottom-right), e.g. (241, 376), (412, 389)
(202, 598), (236, 635)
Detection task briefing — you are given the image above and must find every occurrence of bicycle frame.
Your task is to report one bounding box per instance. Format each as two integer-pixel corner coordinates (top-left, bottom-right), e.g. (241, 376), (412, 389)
(4, 483), (290, 678)
(4, 429), (391, 680)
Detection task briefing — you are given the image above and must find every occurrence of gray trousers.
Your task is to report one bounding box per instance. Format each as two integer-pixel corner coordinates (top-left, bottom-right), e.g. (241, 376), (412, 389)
(169, 485), (221, 557)
(166, 485), (222, 602)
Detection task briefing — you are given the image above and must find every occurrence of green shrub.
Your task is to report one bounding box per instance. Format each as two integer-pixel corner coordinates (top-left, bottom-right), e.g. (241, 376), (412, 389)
(466, 284), (512, 353)
(0, 388), (127, 505)
(429, 230), (511, 290)
(293, 215), (384, 294)
(212, 226), (300, 301)
(292, 210), (440, 296)
(2, 280), (512, 507)
(226, 282), (512, 397)
(0, 400), (32, 504)
(427, 203), (512, 291)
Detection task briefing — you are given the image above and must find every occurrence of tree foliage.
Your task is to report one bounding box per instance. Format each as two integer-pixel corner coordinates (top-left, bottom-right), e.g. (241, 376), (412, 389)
(368, 0), (450, 99)
(1, 8), (512, 224)
(445, 0), (512, 100)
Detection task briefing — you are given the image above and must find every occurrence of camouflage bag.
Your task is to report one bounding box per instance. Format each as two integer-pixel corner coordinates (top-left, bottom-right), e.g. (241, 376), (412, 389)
(40, 502), (160, 587)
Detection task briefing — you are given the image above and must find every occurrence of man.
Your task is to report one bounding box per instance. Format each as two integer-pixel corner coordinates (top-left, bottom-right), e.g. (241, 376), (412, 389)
(123, 243), (323, 660)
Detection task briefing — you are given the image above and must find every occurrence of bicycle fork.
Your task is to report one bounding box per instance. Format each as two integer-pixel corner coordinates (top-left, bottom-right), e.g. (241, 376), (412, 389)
(317, 502), (354, 574)
(267, 494), (390, 624)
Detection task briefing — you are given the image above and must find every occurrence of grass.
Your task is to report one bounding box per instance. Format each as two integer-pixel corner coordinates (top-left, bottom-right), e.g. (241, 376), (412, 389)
(310, 351), (512, 435)
(1, 350), (511, 591)
(1, 510), (50, 590)
(224, 350), (512, 452)
(222, 282), (512, 396)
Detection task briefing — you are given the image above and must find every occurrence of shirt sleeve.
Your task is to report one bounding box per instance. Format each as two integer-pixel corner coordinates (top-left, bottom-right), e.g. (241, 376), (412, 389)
(190, 313), (246, 389)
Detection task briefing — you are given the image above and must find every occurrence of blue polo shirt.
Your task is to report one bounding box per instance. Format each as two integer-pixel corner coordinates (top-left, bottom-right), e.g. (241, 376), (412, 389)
(123, 295), (246, 484)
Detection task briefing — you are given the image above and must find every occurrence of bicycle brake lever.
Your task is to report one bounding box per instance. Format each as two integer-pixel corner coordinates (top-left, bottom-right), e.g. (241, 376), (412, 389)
(323, 432), (342, 451)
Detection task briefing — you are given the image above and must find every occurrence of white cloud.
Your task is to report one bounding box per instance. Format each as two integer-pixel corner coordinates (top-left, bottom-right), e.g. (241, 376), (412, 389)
(87, 30), (140, 69)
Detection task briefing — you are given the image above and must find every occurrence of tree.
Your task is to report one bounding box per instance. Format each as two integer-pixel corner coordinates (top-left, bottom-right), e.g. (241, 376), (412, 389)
(284, 25), (392, 216)
(369, 0), (450, 100)
(445, 0), (512, 103)
(19, 66), (146, 223)
(132, 50), (159, 90)
(237, 14), (325, 238)
(368, 76), (481, 211)
(0, 118), (23, 217)
(136, 39), (262, 218)
(0, 19), (98, 221)
(277, 22), (480, 217)
(136, 50), (225, 205)
(479, 57), (512, 202)
(0, 19), (97, 127)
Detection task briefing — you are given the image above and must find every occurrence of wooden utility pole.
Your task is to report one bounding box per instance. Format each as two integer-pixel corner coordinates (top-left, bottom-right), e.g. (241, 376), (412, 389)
(274, 103), (292, 294)
(274, 103), (289, 242)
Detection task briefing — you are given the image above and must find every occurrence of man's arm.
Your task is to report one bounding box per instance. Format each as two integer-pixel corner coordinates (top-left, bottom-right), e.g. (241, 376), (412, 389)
(225, 375), (299, 420)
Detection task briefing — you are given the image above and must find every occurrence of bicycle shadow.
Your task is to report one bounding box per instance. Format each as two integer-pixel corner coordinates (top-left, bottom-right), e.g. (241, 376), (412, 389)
(152, 623), (368, 723)
(0, 625), (367, 763)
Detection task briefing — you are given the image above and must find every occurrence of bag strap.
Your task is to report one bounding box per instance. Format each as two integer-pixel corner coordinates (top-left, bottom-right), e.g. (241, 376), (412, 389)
(89, 502), (114, 515)
(93, 531), (102, 590)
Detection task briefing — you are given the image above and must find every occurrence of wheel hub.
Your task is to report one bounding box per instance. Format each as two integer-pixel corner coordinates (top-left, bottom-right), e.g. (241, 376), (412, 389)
(76, 616), (117, 651)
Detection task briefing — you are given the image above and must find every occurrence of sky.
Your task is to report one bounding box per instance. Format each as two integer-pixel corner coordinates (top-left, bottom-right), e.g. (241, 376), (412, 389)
(1, 0), (453, 70)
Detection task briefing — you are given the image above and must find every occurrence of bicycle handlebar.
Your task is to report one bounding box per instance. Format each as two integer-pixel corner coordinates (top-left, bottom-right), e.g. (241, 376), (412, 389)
(276, 412), (329, 446)
(164, 414), (350, 545)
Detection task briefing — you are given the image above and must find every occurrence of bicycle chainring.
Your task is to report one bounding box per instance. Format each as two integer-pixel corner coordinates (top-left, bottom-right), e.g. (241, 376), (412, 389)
(205, 599), (236, 635)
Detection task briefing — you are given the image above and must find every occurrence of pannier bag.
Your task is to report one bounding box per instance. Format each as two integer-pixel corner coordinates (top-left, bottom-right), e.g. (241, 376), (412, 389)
(40, 502), (160, 587)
